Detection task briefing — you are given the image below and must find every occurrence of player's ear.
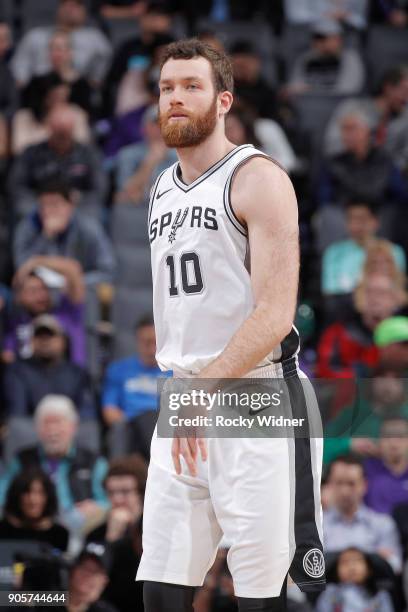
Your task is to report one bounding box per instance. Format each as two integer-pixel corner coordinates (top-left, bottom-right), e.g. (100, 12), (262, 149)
(218, 91), (233, 117)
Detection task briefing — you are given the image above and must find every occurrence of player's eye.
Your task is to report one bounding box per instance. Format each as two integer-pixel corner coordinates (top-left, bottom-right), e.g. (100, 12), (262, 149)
(161, 85), (172, 93)
(187, 84), (198, 90)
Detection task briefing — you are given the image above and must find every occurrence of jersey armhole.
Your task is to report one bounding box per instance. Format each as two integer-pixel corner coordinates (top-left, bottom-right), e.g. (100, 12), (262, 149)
(148, 168), (167, 226)
(224, 153), (287, 237)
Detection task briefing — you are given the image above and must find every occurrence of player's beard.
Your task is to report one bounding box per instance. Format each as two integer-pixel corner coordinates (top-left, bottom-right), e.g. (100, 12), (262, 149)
(159, 96), (218, 148)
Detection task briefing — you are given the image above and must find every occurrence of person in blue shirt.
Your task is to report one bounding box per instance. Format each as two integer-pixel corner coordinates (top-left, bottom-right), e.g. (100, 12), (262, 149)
(103, 314), (169, 459)
(322, 199), (406, 296)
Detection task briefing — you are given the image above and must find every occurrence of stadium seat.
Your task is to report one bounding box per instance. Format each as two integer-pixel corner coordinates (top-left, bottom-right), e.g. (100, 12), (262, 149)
(105, 18), (139, 49)
(111, 204), (150, 248)
(19, 0), (58, 31)
(279, 24), (311, 80)
(112, 286), (153, 357)
(291, 93), (350, 154)
(115, 244), (152, 289)
(366, 26), (408, 89)
(196, 19), (278, 85)
(0, 0), (14, 26)
(196, 19), (275, 59)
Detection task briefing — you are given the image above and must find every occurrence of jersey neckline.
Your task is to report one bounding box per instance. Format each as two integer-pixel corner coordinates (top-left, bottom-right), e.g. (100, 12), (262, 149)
(172, 144), (254, 192)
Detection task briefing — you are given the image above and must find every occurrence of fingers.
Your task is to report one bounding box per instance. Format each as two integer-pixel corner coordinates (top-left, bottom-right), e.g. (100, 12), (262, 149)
(182, 438), (197, 477)
(171, 437), (208, 477)
(197, 438), (207, 463)
(171, 437), (182, 475)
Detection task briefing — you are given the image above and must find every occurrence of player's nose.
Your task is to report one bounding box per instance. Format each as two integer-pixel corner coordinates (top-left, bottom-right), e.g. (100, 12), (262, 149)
(168, 85), (185, 107)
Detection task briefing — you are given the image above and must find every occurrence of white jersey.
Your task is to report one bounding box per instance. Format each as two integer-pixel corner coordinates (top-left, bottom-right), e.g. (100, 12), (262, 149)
(148, 143), (300, 374)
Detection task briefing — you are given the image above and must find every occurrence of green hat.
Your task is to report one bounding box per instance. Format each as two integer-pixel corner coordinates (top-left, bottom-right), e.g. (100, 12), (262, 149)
(374, 316), (408, 347)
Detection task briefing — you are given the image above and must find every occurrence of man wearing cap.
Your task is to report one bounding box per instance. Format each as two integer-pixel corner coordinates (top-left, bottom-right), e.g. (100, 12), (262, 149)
(52, 544), (116, 612)
(374, 316), (408, 371)
(2, 313), (97, 458)
(287, 19), (365, 95)
(3, 258), (86, 366)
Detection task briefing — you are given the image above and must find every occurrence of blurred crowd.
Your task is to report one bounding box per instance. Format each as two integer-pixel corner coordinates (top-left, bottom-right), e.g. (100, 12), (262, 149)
(0, 0), (408, 610)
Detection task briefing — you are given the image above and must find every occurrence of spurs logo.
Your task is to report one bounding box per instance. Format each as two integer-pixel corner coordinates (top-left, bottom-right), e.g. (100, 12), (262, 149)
(302, 549), (325, 579)
(168, 208), (188, 243)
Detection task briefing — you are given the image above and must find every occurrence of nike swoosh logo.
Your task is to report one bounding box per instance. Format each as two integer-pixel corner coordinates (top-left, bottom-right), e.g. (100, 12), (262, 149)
(248, 405), (270, 416)
(156, 188), (173, 199)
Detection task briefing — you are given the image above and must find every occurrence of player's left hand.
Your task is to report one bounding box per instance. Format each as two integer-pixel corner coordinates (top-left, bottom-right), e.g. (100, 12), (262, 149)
(172, 436), (207, 477)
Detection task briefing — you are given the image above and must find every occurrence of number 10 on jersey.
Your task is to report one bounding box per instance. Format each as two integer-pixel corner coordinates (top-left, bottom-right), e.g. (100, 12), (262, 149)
(166, 252), (204, 296)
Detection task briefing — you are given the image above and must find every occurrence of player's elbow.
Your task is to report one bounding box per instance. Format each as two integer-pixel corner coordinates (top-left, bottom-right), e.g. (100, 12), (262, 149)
(274, 317), (294, 346)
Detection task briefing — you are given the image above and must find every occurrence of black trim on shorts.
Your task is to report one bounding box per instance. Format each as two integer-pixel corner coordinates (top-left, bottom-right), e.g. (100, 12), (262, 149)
(283, 361), (326, 593)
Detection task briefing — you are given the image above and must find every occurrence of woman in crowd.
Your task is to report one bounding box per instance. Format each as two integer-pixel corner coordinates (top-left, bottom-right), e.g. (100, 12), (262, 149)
(0, 469), (69, 552)
(316, 547), (395, 611)
(11, 70), (90, 155)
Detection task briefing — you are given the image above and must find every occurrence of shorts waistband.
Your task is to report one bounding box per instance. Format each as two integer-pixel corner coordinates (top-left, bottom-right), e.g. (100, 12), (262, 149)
(173, 356), (299, 379)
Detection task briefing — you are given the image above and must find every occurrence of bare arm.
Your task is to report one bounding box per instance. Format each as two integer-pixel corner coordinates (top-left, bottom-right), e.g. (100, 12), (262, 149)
(172, 157), (300, 475)
(14, 256), (85, 304)
(200, 157), (299, 379)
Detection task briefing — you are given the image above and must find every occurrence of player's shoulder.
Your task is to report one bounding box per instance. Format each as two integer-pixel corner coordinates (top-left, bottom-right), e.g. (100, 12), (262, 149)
(231, 152), (294, 207)
(232, 152), (291, 191)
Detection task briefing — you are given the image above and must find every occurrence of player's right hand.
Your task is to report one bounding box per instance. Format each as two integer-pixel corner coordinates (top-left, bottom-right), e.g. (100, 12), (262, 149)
(172, 436), (207, 477)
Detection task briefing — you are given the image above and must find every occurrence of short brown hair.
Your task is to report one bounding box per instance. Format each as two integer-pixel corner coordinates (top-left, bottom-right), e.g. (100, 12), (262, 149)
(104, 455), (148, 495)
(159, 38), (234, 94)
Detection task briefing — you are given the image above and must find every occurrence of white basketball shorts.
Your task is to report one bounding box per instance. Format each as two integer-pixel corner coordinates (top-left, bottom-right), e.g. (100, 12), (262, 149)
(136, 360), (325, 598)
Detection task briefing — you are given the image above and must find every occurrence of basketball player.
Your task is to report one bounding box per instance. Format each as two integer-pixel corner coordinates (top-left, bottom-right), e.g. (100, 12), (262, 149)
(136, 39), (325, 611)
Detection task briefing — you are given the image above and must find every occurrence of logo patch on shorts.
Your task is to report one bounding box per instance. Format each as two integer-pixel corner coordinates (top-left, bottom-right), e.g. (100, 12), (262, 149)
(302, 548), (325, 579)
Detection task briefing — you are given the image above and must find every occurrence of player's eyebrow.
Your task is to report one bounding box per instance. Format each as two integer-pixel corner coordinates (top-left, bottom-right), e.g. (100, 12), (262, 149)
(159, 76), (204, 85)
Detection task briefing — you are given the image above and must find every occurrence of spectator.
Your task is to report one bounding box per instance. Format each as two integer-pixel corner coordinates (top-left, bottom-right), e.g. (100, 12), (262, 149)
(317, 273), (405, 378)
(86, 456), (145, 544)
(364, 417), (408, 515)
(10, 105), (106, 219)
(321, 201), (406, 296)
(58, 545), (117, 612)
(318, 110), (407, 209)
(362, 240), (407, 286)
(374, 316), (408, 371)
(283, 0), (369, 31)
(324, 454), (403, 572)
(371, 0), (408, 26)
(0, 469), (68, 552)
(196, 30), (225, 54)
(47, 30), (96, 117)
(325, 66), (408, 162)
(3, 316), (98, 453)
(3, 259), (85, 366)
(13, 178), (115, 286)
(225, 105), (297, 174)
(12, 72), (91, 155)
(315, 548), (395, 612)
(324, 364), (408, 464)
(96, 0), (146, 20)
(287, 19), (365, 96)
(11, 0), (112, 87)
(0, 395), (108, 535)
(103, 3), (173, 117)
(0, 21), (17, 120)
(229, 41), (277, 120)
(114, 105), (177, 204)
(86, 457), (145, 612)
(103, 315), (167, 458)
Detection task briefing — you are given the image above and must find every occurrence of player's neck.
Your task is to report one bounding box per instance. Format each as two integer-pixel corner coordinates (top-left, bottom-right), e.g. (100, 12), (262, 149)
(176, 131), (236, 185)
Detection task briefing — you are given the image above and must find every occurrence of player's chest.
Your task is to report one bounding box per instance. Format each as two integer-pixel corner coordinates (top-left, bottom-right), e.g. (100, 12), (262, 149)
(149, 186), (223, 251)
